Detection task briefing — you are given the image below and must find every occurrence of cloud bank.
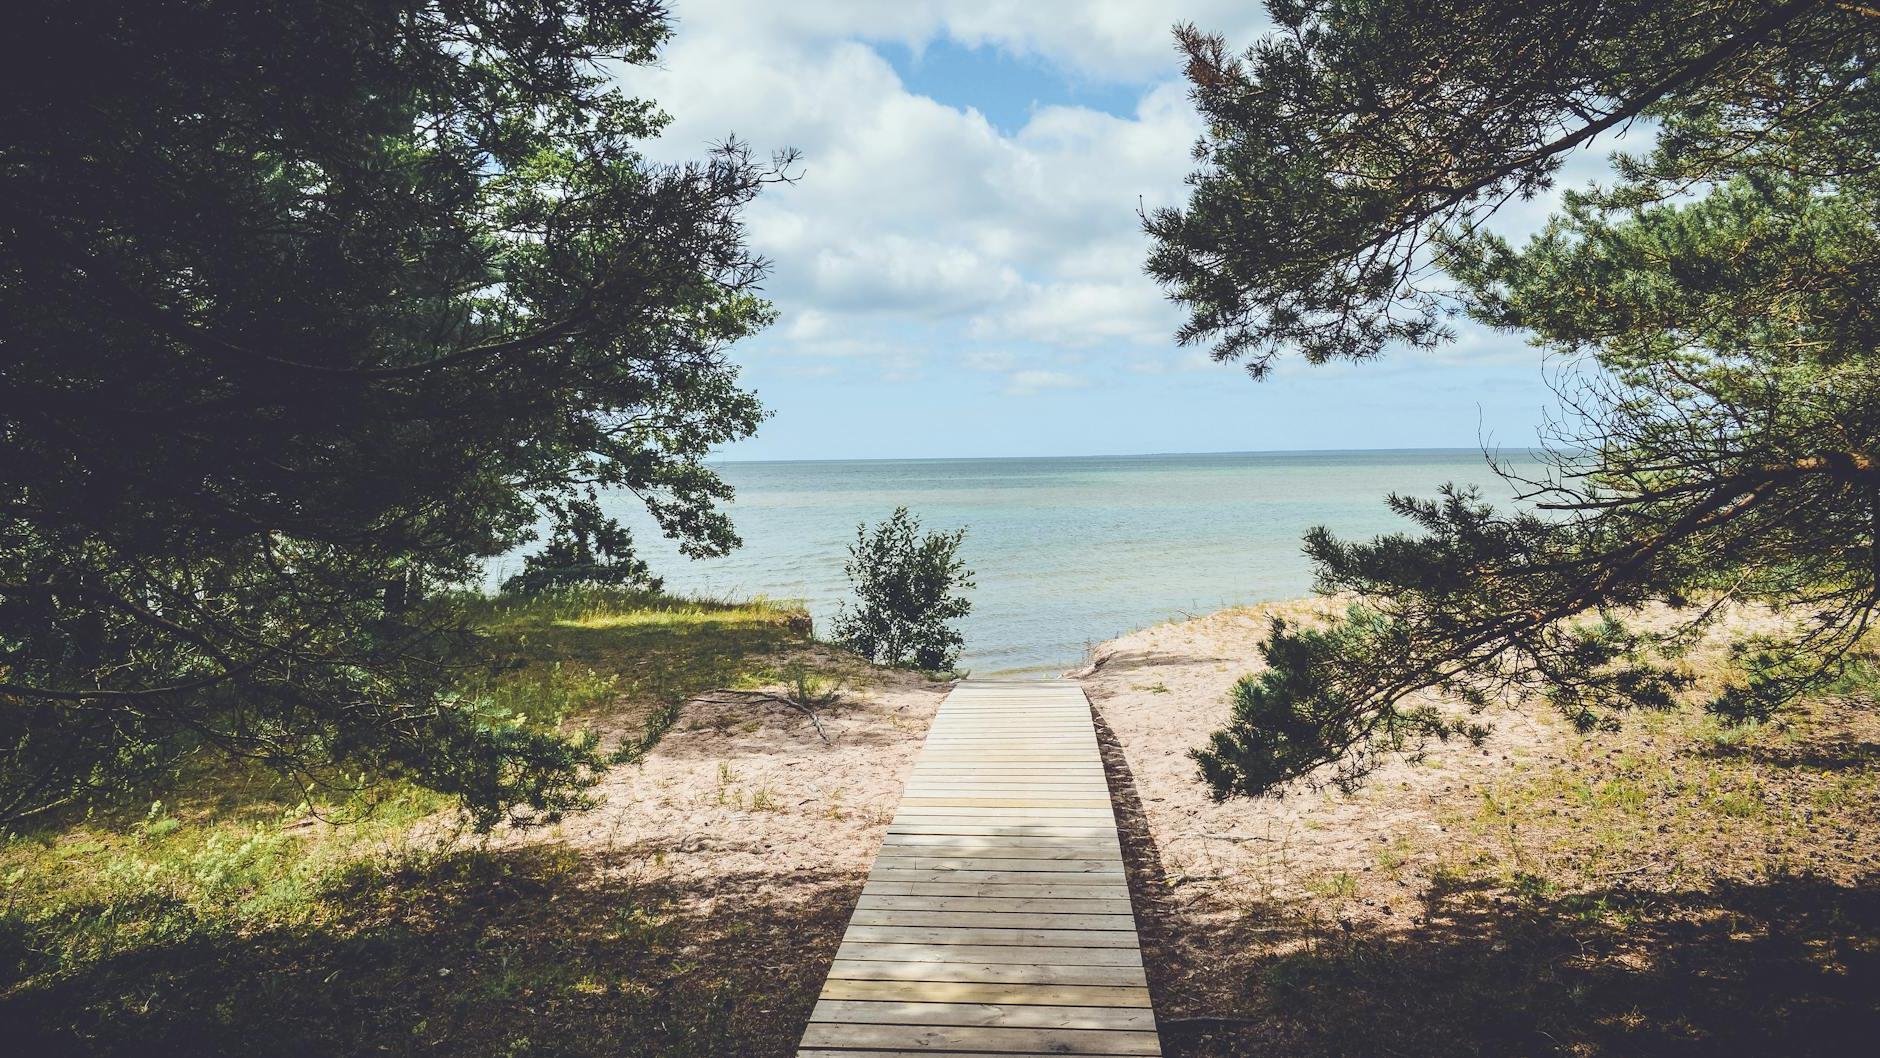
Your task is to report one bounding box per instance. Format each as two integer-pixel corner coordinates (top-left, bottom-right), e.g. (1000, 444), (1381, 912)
(616, 2), (1275, 395)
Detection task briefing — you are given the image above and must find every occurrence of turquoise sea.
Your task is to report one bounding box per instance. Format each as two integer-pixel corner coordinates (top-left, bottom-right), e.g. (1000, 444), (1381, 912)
(493, 450), (1536, 676)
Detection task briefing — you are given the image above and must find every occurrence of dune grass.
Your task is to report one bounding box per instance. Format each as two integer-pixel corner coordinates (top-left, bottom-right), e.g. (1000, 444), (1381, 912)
(1164, 683), (1880, 1058)
(0, 587), (819, 1057)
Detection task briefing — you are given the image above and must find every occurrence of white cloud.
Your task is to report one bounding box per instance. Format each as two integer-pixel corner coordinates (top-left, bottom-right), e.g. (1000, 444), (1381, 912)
(611, 2), (1248, 388)
(660, 2), (1268, 83)
(619, 2), (1608, 402)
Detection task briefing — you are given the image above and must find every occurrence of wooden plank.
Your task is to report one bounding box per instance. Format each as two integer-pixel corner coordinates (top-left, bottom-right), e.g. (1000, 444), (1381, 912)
(906, 772), (1108, 780)
(876, 844), (1122, 861)
(904, 774), (1110, 782)
(923, 730), (1093, 736)
(902, 776), (1108, 784)
(850, 909), (1137, 931)
(918, 754), (1093, 762)
(799, 1023), (1161, 1056)
(917, 742), (1094, 747)
(875, 847), (1123, 863)
(904, 778), (1108, 784)
(909, 767), (1108, 775)
(920, 741), (1096, 748)
(923, 729), (1094, 735)
(835, 941), (1143, 967)
(870, 869), (1125, 885)
(884, 817), (1118, 829)
(890, 813), (1116, 823)
(824, 958), (1148, 988)
(901, 799), (1113, 811)
(871, 855), (1120, 873)
(817, 978), (1152, 1008)
(811, 998), (1154, 1031)
(800, 1053), (1141, 1058)
(855, 894), (1134, 914)
(878, 834), (1120, 848)
(892, 804), (1114, 814)
(881, 831), (1119, 845)
(862, 880), (1130, 900)
(884, 824), (1117, 838)
(903, 781), (1108, 787)
(922, 732), (1091, 738)
(841, 924), (1139, 949)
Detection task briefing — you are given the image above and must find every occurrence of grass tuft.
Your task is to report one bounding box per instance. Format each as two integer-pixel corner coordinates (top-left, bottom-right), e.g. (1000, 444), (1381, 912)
(1, 587), (828, 1056)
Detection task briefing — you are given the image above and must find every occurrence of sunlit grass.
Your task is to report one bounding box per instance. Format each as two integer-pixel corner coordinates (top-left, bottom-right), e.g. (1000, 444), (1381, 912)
(1, 771), (446, 984)
(557, 601), (787, 630)
(1, 586), (824, 1053)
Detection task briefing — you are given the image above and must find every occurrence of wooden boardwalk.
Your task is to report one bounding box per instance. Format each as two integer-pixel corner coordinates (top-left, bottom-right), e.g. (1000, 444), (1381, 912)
(798, 678), (1160, 1057)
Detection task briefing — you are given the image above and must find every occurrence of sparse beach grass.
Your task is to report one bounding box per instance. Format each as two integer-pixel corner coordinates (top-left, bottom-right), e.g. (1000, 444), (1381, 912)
(1086, 600), (1880, 1058)
(0, 587), (909, 1057)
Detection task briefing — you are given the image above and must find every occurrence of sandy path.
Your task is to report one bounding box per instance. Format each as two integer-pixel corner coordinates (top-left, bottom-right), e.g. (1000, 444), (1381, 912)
(554, 660), (951, 901)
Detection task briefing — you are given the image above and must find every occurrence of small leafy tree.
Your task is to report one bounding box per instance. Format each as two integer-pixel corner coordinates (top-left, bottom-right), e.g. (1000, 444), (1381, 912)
(835, 508), (975, 671)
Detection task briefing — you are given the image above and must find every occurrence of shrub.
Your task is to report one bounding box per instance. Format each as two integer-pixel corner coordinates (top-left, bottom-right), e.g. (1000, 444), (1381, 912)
(502, 500), (663, 596)
(834, 507), (974, 671)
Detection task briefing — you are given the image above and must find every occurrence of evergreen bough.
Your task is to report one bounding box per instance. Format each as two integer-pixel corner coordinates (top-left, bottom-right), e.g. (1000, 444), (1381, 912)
(1150, 0), (1880, 798)
(0, 1), (789, 827)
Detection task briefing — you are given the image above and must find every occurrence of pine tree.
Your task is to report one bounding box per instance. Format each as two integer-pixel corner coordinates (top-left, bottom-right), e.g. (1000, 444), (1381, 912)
(1146, 0), (1880, 796)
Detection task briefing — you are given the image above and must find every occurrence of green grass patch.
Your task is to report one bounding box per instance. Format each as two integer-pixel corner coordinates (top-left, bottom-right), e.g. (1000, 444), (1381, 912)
(1, 587), (824, 1056)
(457, 588), (810, 737)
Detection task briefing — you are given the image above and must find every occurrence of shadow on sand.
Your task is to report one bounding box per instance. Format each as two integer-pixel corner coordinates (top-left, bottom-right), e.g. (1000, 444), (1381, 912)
(2, 844), (859, 1058)
(1088, 693), (1880, 1058)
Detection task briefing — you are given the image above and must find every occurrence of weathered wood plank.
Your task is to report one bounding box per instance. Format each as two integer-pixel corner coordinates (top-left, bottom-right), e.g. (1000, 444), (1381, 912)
(850, 909), (1137, 930)
(870, 869), (1125, 886)
(861, 880), (1130, 900)
(891, 812), (1115, 821)
(900, 797), (1115, 809)
(799, 1022), (1161, 1056)
(841, 924), (1140, 949)
(817, 978), (1153, 1008)
(855, 894), (1135, 914)
(884, 816), (1119, 829)
(903, 781), (1109, 788)
(871, 855), (1120, 873)
(811, 998), (1154, 1031)
(834, 941), (1143, 968)
(824, 958), (1148, 988)
(884, 824), (1117, 838)
(876, 843), (1123, 861)
(880, 832), (1121, 847)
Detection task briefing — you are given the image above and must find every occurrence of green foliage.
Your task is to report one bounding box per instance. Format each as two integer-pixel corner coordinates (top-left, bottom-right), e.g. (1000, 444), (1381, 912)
(0, 587), (834, 1057)
(0, 2), (787, 825)
(834, 508), (975, 671)
(502, 499), (663, 597)
(1196, 612), (1489, 798)
(1155, 1), (1880, 796)
(460, 586), (813, 756)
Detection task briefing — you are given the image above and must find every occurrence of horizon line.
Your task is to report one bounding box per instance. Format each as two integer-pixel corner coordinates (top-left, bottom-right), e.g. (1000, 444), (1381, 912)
(713, 445), (1534, 466)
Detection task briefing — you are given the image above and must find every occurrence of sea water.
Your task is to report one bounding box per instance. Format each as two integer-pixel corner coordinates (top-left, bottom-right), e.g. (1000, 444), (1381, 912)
(490, 450), (1537, 675)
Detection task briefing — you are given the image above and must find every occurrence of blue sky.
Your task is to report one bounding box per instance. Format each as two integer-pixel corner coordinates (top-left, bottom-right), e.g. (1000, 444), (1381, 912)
(619, 2), (1582, 461)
